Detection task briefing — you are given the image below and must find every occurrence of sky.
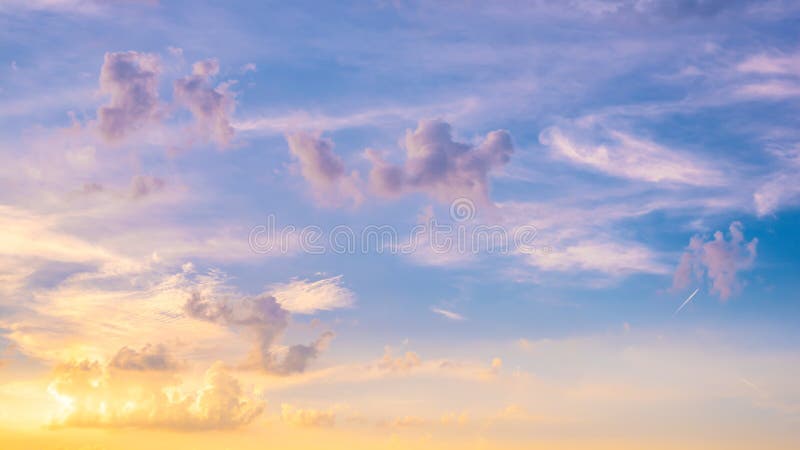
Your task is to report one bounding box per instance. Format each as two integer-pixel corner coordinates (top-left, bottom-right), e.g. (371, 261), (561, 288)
(1, 1), (800, 448)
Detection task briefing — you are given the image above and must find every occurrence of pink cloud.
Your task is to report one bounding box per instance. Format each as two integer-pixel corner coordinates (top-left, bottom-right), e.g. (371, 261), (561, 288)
(673, 221), (758, 300)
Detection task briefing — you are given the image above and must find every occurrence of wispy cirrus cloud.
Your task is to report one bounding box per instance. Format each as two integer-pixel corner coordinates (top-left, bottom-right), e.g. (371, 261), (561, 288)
(524, 238), (670, 276)
(269, 275), (356, 314)
(430, 307), (465, 321)
(539, 125), (725, 186)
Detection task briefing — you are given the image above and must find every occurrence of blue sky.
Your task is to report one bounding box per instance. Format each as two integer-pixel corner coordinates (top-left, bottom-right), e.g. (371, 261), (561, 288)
(1, 1), (800, 448)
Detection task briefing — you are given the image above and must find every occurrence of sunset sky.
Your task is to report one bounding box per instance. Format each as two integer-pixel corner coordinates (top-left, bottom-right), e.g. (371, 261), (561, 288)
(2, 1), (800, 449)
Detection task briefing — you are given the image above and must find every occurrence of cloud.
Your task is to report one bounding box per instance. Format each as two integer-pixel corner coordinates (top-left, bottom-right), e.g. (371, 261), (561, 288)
(737, 52), (800, 75)
(735, 80), (800, 99)
(48, 359), (264, 430)
(173, 59), (236, 148)
(97, 51), (161, 142)
(646, 0), (749, 19)
(109, 344), (183, 371)
(130, 174), (165, 199)
(539, 126), (723, 186)
(673, 221), (758, 300)
(376, 347), (422, 373)
(269, 275), (356, 314)
(0, 0), (104, 15)
(430, 307), (465, 321)
(281, 404), (336, 427)
(268, 331), (335, 375)
(184, 292), (335, 375)
(367, 120), (513, 204)
(0, 204), (125, 266)
(525, 239), (670, 276)
(286, 131), (363, 207)
(754, 149), (800, 214)
(755, 172), (800, 216)
(734, 51), (800, 100)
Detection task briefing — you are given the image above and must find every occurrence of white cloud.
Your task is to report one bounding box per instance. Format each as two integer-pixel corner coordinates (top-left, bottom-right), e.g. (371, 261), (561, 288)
(48, 360), (264, 430)
(539, 126), (724, 186)
(269, 275), (356, 314)
(736, 80), (800, 99)
(737, 53), (800, 75)
(754, 172), (800, 216)
(431, 307), (465, 321)
(525, 239), (670, 276)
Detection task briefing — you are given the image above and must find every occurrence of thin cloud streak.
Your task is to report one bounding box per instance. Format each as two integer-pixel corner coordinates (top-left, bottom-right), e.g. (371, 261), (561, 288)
(431, 307), (466, 321)
(674, 288), (699, 316)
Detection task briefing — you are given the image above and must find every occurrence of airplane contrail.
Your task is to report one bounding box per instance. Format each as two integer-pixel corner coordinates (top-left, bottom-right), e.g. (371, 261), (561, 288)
(674, 288), (699, 316)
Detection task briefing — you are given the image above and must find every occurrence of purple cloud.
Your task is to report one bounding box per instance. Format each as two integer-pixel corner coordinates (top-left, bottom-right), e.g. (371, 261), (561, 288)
(366, 120), (513, 204)
(130, 174), (165, 199)
(97, 51), (161, 141)
(184, 292), (333, 375)
(173, 59), (236, 148)
(286, 131), (363, 207)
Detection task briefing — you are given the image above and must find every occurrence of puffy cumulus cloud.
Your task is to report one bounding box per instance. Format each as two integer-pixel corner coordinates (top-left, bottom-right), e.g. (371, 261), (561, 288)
(270, 331), (335, 375)
(269, 275), (356, 314)
(281, 403), (336, 427)
(184, 292), (335, 375)
(109, 344), (183, 371)
(48, 359), (264, 430)
(673, 221), (758, 300)
(367, 120), (513, 204)
(539, 126), (724, 186)
(173, 59), (236, 148)
(97, 51), (161, 142)
(286, 131), (363, 207)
